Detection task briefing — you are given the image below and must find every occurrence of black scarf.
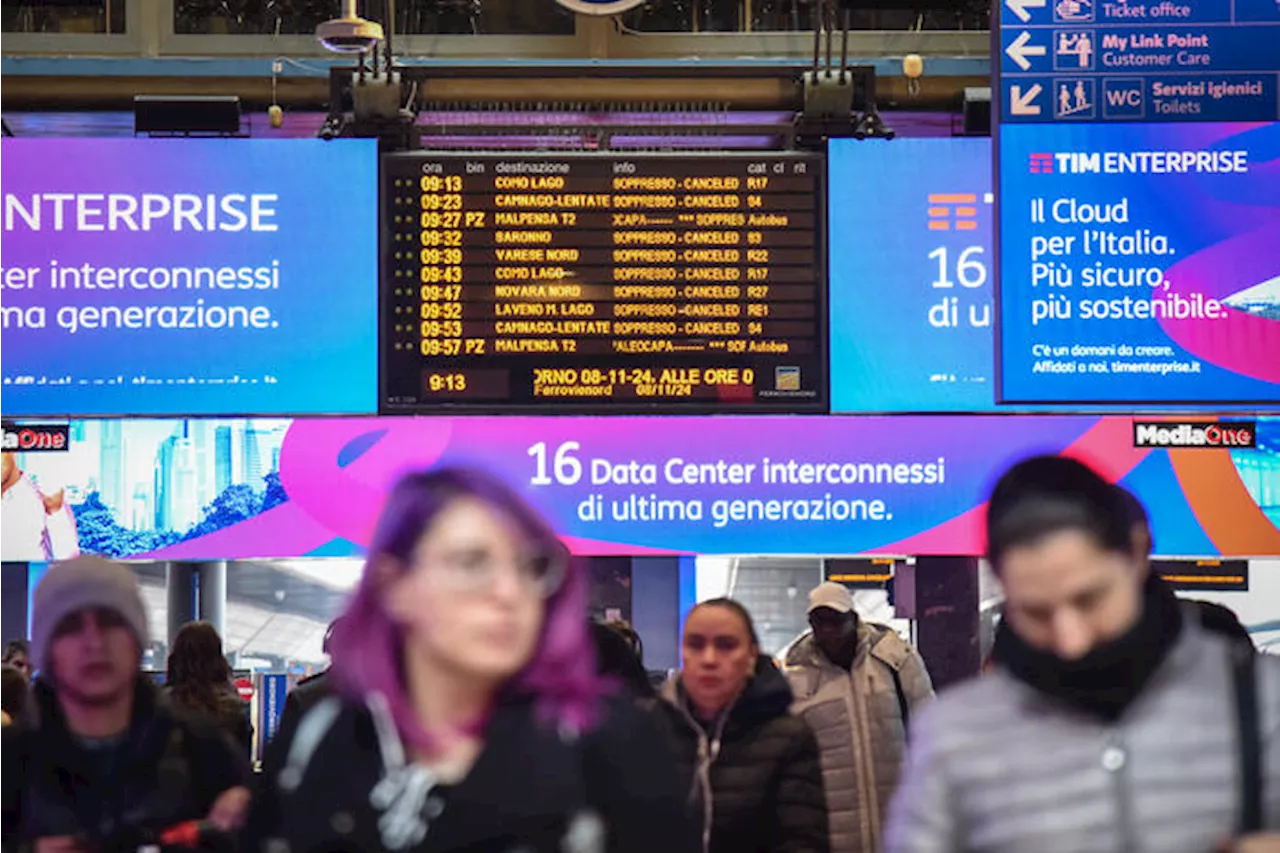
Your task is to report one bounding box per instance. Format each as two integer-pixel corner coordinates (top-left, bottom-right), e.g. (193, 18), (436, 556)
(992, 573), (1184, 722)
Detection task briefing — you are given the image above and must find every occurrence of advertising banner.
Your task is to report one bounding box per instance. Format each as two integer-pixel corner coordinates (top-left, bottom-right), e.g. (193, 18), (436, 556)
(998, 121), (1280, 403)
(828, 136), (1269, 412)
(0, 139), (379, 417)
(2, 415), (1276, 560)
(829, 138), (996, 411)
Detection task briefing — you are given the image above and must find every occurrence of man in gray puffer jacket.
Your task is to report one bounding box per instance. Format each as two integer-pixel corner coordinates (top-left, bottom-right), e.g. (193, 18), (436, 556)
(783, 582), (934, 853)
(885, 456), (1280, 853)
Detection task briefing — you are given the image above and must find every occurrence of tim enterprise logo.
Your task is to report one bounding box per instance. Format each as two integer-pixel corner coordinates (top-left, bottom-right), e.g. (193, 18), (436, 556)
(0, 423), (70, 452)
(1028, 150), (1250, 175)
(1133, 421), (1256, 449)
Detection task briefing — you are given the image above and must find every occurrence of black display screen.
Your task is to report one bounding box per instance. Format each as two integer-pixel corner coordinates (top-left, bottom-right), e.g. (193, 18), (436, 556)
(1153, 559), (1250, 592)
(380, 152), (826, 413)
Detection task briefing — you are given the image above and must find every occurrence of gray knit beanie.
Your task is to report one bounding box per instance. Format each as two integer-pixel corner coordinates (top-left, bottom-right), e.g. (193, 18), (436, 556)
(31, 555), (150, 675)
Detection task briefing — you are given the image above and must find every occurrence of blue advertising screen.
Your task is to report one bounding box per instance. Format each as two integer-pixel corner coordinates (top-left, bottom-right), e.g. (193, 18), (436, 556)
(997, 121), (1280, 404)
(0, 139), (379, 417)
(829, 138), (997, 412)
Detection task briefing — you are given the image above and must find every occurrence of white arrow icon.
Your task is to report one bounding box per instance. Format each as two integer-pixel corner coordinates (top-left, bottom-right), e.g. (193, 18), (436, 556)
(1005, 0), (1046, 23)
(1006, 31), (1046, 71)
(1010, 84), (1043, 115)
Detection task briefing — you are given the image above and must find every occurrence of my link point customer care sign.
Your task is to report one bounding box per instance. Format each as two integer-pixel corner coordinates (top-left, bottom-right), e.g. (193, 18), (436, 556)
(0, 139), (379, 417)
(994, 0), (1280, 404)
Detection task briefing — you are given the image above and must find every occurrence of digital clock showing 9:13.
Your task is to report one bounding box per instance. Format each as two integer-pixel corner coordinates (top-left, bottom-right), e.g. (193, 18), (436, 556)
(379, 152), (827, 414)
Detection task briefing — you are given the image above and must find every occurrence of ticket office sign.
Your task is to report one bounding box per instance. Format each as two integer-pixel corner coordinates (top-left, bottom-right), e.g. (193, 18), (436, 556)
(379, 152), (827, 413)
(997, 0), (1280, 124)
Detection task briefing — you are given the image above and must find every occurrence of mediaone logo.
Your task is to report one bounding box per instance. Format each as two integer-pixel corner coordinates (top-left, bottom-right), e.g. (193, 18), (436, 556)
(1132, 421), (1256, 449)
(0, 422), (71, 452)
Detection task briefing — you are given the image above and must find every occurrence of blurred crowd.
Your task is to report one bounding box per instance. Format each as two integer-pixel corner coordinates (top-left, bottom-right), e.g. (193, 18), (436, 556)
(2, 458), (1276, 852)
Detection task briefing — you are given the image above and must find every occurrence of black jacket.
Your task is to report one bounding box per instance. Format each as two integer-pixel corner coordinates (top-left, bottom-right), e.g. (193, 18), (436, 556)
(218, 691), (254, 754)
(2, 677), (253, 850)
(165, 683), (255, 756)
(656, 657), (829, 853)
(250, 690), (699, 853)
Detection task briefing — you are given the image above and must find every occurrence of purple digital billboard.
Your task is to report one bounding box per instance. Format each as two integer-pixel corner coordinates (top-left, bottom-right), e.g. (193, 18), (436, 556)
(0, 138), (378, 417)
(3, 415), (1276, 562)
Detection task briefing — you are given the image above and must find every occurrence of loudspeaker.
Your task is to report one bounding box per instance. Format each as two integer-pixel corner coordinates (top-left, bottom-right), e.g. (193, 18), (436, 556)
(134, 95), (242, 136)
(961, 86), (992, 137)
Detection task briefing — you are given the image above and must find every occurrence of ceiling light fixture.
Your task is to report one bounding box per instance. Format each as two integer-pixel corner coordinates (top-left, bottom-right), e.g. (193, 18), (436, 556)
(315, 0), (384, 54)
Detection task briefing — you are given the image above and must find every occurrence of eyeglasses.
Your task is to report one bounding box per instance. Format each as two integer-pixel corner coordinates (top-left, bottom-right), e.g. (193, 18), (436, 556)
(422, 545), (567, 599)
(808, 612), (848, 629)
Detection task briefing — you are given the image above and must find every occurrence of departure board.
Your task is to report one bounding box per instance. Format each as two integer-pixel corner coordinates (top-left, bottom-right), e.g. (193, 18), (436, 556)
(380, 152), (825, 413)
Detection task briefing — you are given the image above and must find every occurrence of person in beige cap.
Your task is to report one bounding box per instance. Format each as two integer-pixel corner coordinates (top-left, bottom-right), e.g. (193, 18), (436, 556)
(782, 581), (933, 853)
(1, 556), (253, 850)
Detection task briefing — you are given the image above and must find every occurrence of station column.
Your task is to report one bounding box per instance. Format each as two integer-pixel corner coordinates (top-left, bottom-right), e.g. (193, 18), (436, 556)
(198, 560), (228, 641)
(914, 556), (981, 691)
(165, 562), (197, 647)
(1, 563), (30, 644)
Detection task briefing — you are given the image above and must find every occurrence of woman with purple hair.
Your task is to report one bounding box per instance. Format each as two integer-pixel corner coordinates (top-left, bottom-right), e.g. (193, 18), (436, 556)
(249, 467), (697, 853)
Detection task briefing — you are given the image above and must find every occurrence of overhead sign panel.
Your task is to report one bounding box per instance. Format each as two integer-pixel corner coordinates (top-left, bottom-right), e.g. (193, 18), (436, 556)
(994, 0), (1280, 406)
(1153, 558), (1249, 592)
(998, 0), (1280, 124)
(825, 557), (901, 588)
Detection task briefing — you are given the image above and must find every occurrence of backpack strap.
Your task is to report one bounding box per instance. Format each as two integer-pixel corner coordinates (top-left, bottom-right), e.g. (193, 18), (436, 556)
(888, 668), (910, 738)
(275, 696), (342, 794)
(561, 718), (607, 853)
(869, 629), (913, 738)
(1230, 641), (1262, 834)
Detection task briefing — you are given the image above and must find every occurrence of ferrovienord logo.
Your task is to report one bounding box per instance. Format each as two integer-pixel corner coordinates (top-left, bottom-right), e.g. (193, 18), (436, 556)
(1029, 153), (1056, 173)
(1133, 421), (1256, 449)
